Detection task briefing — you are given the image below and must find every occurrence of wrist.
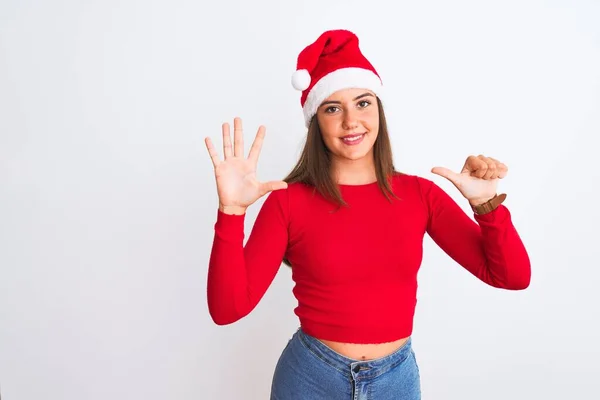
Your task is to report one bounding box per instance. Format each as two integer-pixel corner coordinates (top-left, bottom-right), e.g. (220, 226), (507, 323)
(470, 193), (507, 215)
(219, 204), (247, 215)
(469, 195), (496, 207)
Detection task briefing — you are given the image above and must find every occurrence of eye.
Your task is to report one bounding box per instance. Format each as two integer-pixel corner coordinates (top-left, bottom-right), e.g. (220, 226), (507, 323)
(325, 106), (339, 113)
(358, 100), (371, 108)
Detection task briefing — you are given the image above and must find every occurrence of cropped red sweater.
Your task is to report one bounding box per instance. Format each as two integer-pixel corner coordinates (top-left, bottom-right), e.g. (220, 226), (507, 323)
(207, 173), (531, 344)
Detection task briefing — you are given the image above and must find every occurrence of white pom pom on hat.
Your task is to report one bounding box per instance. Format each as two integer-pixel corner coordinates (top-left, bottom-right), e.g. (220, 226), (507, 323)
(291, 69), (311, 91)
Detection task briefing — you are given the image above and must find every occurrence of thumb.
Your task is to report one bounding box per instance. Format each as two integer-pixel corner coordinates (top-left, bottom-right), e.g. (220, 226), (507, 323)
(260, 180), (288, 195)
(431, 167), (458, 184)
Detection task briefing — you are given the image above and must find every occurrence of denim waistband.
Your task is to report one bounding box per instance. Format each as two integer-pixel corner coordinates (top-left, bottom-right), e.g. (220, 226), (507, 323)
(296, 327), (413, 380)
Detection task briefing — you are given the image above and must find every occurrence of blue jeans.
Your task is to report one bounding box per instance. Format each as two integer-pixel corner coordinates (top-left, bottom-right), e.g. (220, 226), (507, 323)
(270, 327), (421, 399)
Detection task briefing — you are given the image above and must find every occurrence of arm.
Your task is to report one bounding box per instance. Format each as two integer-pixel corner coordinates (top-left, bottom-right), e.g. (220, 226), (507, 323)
(418, 177), (531, 290)
(207, 188), (289, 325)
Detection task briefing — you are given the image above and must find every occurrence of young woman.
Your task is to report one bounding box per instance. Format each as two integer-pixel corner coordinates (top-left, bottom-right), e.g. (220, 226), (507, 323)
(205, 29), (531, 400)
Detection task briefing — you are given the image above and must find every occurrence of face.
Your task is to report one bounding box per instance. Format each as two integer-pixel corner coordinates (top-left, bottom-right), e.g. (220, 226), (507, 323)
(316, 88), (379, 164)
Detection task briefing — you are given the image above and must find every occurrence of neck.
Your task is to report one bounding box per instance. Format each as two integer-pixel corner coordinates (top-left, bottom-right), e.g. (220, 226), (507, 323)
(331, 155), (377, 185)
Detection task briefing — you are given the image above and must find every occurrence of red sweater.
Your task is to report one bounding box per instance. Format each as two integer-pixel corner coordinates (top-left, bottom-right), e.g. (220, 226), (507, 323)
(207, 173), (531, 344)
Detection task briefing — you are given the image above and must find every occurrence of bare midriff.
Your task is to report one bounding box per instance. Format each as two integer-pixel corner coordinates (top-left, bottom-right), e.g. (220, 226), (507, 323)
(316, 336), (410, 361)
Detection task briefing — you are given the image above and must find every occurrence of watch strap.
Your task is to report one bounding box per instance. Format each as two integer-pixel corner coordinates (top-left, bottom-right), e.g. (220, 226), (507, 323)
(471, 193), (507, 215)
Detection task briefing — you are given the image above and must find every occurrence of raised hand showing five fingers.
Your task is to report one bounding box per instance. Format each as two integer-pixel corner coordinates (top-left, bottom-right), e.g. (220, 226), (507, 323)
(205, 117), (288, 214)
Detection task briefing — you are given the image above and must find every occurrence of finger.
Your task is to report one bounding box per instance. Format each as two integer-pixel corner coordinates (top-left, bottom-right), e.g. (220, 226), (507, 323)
(431, 166), (456, 182)
(233, 117), (244, 158)
(470, 156), (487, 178)
(483, 159), (497, 179)
(260, 180), (288, 196)
(205, 137), (221, 168)
(248, 125), (266, 164)
(488, 157), (508, 178)
(465, 155), (483, 175)
(222, 122), (233, 159)
(495, 164), (508, 178)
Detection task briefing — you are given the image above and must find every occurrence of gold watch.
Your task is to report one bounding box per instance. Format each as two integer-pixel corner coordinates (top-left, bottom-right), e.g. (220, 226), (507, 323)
(471, 193), (507, 215)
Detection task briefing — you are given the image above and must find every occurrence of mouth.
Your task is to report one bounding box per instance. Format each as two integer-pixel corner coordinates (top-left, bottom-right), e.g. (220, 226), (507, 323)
(340, 133), (366, 145)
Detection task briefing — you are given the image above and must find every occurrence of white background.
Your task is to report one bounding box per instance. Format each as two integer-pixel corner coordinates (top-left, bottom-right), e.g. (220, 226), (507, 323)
(1, 0), (599, 399)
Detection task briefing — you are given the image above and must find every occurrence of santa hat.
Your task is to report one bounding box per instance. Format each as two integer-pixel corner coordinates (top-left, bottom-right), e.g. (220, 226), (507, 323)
(291, 29), (383, 127)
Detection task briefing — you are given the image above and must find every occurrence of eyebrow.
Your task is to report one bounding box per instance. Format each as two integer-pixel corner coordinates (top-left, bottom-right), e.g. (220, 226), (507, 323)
(319, 92), (374, 107)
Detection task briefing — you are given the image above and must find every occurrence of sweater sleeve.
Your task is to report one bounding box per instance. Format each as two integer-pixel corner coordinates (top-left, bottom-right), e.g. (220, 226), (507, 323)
(207, 188), (290, 325)
(418, 177), (531, 290)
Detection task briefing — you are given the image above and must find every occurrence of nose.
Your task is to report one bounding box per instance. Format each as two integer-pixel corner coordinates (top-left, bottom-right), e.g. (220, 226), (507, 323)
(342, 109), (359, 130)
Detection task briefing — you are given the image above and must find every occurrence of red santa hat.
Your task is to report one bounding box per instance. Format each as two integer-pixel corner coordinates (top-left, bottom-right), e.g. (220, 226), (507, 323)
(291, 29), (384, 127)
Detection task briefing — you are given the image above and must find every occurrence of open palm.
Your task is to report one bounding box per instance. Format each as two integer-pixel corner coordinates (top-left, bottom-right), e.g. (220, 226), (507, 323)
(205, 117), (288, 211)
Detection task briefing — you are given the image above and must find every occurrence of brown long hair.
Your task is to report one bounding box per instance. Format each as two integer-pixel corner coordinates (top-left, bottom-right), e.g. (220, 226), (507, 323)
(281, 96), (404, 268)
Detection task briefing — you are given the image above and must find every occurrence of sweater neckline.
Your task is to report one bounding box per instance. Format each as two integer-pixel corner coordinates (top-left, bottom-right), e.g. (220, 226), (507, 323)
(337, 180), (379, 188)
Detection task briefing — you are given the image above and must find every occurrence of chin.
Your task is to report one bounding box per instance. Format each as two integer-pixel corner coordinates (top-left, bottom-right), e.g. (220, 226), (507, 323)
(338, 148), (374, 161)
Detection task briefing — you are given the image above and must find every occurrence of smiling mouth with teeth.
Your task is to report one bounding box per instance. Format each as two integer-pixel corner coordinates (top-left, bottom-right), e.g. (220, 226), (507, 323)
(341, 133), (365, 144)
